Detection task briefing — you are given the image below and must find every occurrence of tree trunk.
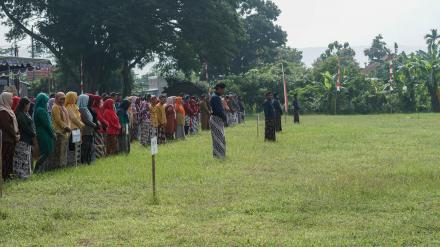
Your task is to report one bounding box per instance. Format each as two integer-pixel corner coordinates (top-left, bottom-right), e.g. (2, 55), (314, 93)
(121, 61), (132, 97)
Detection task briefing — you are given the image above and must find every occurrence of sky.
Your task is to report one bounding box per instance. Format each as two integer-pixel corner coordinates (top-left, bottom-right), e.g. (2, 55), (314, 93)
(0, 0), (439, 67)
(272, 0), (440, 48)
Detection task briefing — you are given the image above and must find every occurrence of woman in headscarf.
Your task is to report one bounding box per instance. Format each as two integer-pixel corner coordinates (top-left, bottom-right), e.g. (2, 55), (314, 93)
(65, 92), (84, 166)
(51, 92), (70, 169)
(175, 97), (186, 140)
(0, 92), (20, 180)
(47, 98), (55, 117)
(12, 96), (20, 111)
(103, 99), (120, 155)
(189, 96), (200, 133)
(78, 94), (96, 164)
(33, 93), (55, 172)
(149, 96), (159, 141)
(13, 97), (35, 179)
(139, 98), (151, 146)
(129, 96), (139, 142)
(92, 95), (107, 158)
(200, 95), (211, 131)
(157, 96), (167, 144)
(183, 96), (192, 135)
(165, 96), (176, 140)
(117, 99), (130, 154)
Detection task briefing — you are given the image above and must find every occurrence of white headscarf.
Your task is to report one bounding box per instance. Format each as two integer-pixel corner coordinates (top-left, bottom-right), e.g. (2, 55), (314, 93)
(0, 92), (19, 134)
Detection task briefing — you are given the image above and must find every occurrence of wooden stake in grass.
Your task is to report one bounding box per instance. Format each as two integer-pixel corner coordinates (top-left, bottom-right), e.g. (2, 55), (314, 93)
(151, 137), (158, 203)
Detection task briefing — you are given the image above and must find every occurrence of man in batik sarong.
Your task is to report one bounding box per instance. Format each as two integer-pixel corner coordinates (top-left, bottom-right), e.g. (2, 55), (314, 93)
(263, 92), (276, 142)
(209, 83), (227, 159)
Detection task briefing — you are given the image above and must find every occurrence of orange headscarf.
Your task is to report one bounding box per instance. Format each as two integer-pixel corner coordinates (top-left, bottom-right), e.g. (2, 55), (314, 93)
(175, 97), (185, 117)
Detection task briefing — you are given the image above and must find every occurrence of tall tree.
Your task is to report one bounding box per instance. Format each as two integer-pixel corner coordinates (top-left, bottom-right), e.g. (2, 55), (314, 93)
(364, 34), (391, 63)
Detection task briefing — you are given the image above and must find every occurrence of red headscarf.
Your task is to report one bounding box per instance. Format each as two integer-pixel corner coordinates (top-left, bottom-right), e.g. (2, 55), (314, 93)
(12, 96), (20, 111)
(103, 99), (121, 135)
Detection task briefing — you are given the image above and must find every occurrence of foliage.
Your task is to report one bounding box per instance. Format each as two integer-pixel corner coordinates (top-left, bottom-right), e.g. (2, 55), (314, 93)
(1, 116), (440, 245)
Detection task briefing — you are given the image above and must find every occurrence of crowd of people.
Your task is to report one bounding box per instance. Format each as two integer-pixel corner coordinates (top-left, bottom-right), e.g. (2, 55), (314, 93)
(0, 89), (246, 181)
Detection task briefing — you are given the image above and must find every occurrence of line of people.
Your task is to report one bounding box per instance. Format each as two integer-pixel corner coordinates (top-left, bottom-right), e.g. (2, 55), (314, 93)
(0, 90), (246, 181)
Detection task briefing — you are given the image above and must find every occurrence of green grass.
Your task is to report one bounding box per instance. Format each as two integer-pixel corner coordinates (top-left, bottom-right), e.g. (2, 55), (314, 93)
(1, 114), (440, 246)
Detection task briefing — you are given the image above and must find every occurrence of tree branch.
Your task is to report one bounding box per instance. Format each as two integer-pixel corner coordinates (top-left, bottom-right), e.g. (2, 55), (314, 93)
(0, 1), (61, 59)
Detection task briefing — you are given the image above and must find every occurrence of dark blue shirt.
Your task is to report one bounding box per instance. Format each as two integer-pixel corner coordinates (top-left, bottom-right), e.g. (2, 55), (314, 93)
(263, 100), (275, 120)
(210, 93), (227, 122)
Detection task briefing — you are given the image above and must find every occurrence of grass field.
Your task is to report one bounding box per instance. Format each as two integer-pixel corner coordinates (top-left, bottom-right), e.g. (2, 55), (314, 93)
(1, 114), (440, 246)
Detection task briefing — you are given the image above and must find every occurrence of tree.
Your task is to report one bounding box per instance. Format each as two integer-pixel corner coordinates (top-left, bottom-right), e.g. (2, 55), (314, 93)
(230, 0), (287, 74)
(364, 34), (391, 63)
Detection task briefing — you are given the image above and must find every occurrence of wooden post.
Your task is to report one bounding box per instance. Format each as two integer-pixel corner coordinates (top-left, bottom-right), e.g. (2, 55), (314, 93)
(152, 154), (156, 201)
(150, 136), (158, 203)
(0, 130), (3, 198)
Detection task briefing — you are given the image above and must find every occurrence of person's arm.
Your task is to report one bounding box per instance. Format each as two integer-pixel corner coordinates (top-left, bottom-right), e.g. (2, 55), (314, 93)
(36, 109), (54, 137)
(0, 111), (17, 139)
(52, 106), (68, 129)
(68, 108), (85, 129)
(80, 109), (97, 128)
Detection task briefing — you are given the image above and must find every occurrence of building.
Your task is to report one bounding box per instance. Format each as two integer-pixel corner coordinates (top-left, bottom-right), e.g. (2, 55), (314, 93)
(139, 75), (168, 96)
(0, 56), (53, 96)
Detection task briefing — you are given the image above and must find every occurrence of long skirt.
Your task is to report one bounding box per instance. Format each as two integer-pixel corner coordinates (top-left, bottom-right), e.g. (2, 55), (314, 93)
(265, 119), (276, 142)
(94, 131), (106, 159)
(201, 113), (210, 130)
(275, 112), (282, 132)
(50, 133), (68, 169)
(294, 110), (300, 124)
(185, 116), (191, 135)
(106, 134), (118, 155)
(237, 112), (242, 124)
(191, 116), (199, 133)
(118, 134), (130, 154)
(81, 135), (94, 164)
(67, 140), (81, 167)
(131, 123), (139, 142)
(13, 141), (32, 179)
(176, 124), (185, 140)
(2, 141), (16, 180)
(210, 116), (226, 159)
(157, 126), (166, 145)
(140, 121), (151, 146)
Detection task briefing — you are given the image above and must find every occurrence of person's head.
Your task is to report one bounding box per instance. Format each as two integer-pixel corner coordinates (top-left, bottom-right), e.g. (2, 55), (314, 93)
(179, 92), (185, 98)
(159, 95), (167, 104)
(201, 94), (206, 100)
(16, 97), (31, 113)
(78, 94), (89, 109)
(110, 92), (116, 100)
(55, 92), (66, 106)
(214, 83), (226, 96)
(35, 93), (49, 111)
(49, 93), (56, 99)
(146, 94), (152, 101)
(266, 92), (273, 101)
(120, 99), (130, 111)
(150, 96), (158, 105)
(65, 92), (78, 106)
(103, 99), (115, 110)
(116, 93), (122, 101)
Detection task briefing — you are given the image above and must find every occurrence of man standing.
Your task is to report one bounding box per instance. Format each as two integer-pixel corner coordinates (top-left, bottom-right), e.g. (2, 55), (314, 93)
(263, 92), (276, 142)
(209, 83), (227, 159)
(273, 93), (283, 132)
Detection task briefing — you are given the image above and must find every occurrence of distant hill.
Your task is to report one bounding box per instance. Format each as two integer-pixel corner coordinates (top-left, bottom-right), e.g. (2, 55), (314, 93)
(300, 45), (424, 68)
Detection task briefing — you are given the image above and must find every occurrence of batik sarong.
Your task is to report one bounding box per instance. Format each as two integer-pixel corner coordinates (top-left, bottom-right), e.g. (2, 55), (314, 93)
(210, 115), (226, 158)
(265, 119), (276, 142)
(13, 141), (32, 179)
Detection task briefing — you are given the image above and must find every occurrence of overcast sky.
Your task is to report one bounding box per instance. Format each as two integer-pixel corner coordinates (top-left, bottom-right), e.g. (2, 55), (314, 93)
(273, 0), (440, 48)
(1, 0), (439, 55)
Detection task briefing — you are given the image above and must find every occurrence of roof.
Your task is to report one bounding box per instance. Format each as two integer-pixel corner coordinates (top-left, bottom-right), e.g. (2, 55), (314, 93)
(0, 56), (52, 69)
